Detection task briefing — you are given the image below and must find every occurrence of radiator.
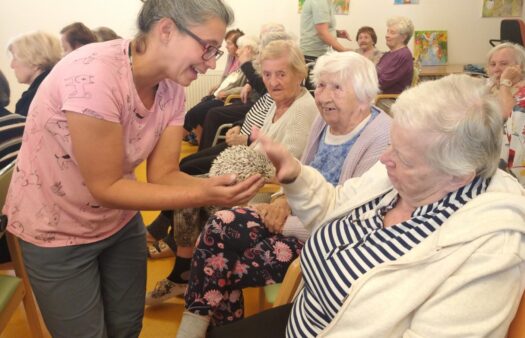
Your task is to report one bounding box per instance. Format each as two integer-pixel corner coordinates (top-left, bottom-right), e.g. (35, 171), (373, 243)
(184, 71), (223, 111)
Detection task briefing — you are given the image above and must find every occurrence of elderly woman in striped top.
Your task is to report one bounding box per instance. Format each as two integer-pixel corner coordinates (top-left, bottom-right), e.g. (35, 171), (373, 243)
(207, 74), (525, 338)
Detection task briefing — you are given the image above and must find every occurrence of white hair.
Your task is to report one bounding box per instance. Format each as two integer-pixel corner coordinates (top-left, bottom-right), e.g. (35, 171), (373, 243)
(237, 35), (260, 55)
(311, 51), (379, 105)
(259, 23), (285, 36)
(387, 16), (414, 45)
(487, 42), (525, 73)
(260, 31), (294, 49)
(392, 74), (502, 178)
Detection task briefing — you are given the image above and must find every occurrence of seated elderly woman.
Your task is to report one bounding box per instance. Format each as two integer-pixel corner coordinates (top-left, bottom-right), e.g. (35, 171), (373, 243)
(175, 51), (392, 337)
(376, 16), (414, 94)
(488, 43), (525, 186)
(486, 42), (525, 119)
(203, 74), (525, 338)
(198, 30), (294, 150)
(183, 29), (245, 145)
(8, 31), (62, 116)
(146, 39), (319, 305)
(354, 26), (383, 64)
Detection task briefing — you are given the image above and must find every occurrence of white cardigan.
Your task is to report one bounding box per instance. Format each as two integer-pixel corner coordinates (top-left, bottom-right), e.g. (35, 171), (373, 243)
(283, 162), (525, 337)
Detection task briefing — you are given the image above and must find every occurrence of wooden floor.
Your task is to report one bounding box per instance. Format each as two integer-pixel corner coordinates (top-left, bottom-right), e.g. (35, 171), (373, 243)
(1, 142), (270, 337)
(1, 253), (265, 337)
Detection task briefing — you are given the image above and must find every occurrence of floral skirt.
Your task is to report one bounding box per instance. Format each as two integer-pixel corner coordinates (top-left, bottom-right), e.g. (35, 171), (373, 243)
(184, 207), (303, 326)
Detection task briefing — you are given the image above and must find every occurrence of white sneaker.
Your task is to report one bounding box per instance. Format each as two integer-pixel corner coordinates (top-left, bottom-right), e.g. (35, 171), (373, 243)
(146, 279), (187, 306)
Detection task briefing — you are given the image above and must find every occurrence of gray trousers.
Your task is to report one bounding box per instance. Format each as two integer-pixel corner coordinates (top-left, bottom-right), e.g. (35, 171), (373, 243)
(19, 213), (147, 338)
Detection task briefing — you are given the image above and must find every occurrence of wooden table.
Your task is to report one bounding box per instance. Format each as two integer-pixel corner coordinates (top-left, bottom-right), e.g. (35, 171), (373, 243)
(419, 64), (465, 80)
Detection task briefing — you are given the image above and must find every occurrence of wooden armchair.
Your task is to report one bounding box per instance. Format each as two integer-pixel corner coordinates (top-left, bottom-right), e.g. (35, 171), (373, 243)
(374, 94), (399, 117)
(0, 162), (45, 337)
(508, 290), (525, 338)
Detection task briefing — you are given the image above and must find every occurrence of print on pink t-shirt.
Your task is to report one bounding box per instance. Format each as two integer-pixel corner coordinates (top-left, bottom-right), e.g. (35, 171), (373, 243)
(3, 39), (186, 247)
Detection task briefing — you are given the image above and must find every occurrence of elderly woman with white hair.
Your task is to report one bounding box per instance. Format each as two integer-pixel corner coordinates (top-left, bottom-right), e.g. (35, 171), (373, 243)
(8, 31), (62, 116)
(206, 74), (525, 338)
(376, 16), (414, 94)
(486, 42), (525, 118)
(177, 51), (392, 338)
(493, 43), (525, 186)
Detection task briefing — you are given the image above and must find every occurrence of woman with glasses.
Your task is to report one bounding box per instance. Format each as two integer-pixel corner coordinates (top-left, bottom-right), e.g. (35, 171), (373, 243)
(1, 0), (264, 337)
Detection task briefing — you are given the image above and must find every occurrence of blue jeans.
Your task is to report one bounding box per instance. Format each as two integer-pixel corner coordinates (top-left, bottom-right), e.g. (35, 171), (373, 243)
(20, 213), (147, 338)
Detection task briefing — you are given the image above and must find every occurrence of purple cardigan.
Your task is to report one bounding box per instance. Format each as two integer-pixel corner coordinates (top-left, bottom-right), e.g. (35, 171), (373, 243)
(282, 108), (392, 241)
(377, 46), (414, 94)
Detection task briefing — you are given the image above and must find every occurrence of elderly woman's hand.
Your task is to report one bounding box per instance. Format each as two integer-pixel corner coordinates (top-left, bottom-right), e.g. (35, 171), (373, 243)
(240, 83), (252, 103)
(251, 197), (291, 233)
(500, 65), (523, 86)
(251, 128), (301, 184)
(216, 91), (228, 100)
(226, 126), (248, 146)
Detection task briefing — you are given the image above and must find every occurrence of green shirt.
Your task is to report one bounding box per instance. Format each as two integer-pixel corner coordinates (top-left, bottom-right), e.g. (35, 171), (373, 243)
(300, 0), (336, 57)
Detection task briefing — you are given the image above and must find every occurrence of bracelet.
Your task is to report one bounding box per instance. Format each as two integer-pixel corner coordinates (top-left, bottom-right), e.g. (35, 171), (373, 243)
(500, 79), (513, 88)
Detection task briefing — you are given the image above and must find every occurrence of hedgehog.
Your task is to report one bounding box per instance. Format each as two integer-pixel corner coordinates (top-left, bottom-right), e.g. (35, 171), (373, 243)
(209, 145), (276, 183)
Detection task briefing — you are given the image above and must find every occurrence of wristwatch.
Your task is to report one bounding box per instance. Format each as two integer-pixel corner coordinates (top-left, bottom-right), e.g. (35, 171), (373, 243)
(500, 79), (513, 87)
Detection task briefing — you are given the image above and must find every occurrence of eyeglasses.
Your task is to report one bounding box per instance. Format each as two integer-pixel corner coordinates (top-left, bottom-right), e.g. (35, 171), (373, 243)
(176, 23), (224, 61)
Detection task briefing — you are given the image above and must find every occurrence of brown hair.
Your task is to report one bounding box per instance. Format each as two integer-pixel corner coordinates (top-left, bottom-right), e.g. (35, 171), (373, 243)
(356, 26), (377, 45)
(60, 22), (97, 50)
(226, 28), (244, 47)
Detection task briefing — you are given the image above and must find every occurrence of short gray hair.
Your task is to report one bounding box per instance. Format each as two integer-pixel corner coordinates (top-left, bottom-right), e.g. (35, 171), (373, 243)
(255, 40), (307, 81)
(8, 31), (62, 71)
(487, 42), (525, 73)
(312, 51), (379, 105)
(387, 16), (414, 45)
(260, 31), (294, 49)
(237, 35), (260, 55)
(259, 23), (285, 36)
(391, 74), (502, 179)
(136, 0), (234, 50)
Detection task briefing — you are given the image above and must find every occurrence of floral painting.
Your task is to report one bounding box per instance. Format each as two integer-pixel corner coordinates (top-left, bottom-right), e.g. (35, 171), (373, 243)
(298, 0), (305, 12)
(333, 0), (350, 14)
(394, 0), (419, 4)
(482, 0), (523, 17)
(298, 0), (350, 14)
(414, 31), (448, 66)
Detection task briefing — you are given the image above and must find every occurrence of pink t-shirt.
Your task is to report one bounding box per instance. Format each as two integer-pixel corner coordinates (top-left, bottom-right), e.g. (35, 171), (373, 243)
(3, 39), (185, 247)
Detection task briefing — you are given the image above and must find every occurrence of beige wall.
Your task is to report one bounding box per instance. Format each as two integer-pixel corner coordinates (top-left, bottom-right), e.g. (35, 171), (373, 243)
(0, 0), (516, 111)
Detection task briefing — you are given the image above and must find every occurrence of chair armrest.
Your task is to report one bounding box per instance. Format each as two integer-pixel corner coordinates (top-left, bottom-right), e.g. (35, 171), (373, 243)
(224, 94), (242, 105)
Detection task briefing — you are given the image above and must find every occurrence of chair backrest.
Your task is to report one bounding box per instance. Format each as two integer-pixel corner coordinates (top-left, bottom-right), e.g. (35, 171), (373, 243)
(0, 161), (15, 209)
(374, 94), (399, 117)
(273, 258), (302, 307)
(508, 290), (525, 338)
(490, 19), (525, 47)
(411, 63), (420, 87)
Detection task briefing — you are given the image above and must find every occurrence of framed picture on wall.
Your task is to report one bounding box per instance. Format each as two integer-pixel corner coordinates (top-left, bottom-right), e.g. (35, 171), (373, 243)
(482, 0), (524, 17)
(394, 0), (419, 4)
(333, 0), (350, 14)
(298, 0), (305, 13)
(414, 31), (448, 66)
